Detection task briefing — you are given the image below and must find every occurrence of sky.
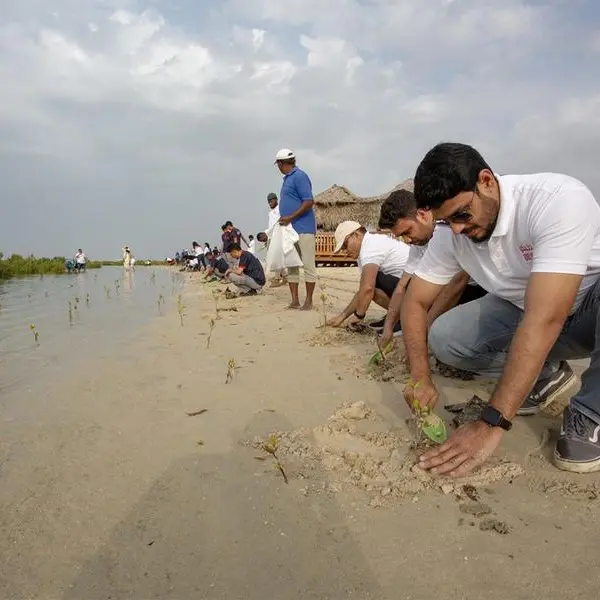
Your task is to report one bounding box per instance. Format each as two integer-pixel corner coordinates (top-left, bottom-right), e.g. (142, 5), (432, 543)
(0, 0), (599, 259)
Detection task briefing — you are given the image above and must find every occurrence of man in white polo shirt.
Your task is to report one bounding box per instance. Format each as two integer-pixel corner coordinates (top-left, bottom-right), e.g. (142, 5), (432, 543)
(326, 221), (409, 330)
(376, 189), (487, 350)
(401, 142), (600, 476)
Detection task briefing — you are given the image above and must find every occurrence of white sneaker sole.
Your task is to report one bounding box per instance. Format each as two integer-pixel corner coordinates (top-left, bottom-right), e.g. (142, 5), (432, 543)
(552, 451), (600, 474)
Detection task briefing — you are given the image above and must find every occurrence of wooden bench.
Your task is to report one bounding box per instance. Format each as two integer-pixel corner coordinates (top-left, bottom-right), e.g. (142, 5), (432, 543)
(315, 232), (357, 267)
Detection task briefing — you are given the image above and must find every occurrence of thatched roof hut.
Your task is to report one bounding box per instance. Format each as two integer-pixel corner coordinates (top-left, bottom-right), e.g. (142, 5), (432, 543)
(314, 178), (414, 231)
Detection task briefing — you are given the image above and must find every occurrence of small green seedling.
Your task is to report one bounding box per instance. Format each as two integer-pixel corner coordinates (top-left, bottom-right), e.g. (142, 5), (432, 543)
(405, 379), (448, 444)
(368, 340), (394, 367)
(30, 324), (40, 345)
(263, 434), (289, 484)
(177, 294), (185, 326)
(225, 358), (236, 384)
(206, 317), (216, 348)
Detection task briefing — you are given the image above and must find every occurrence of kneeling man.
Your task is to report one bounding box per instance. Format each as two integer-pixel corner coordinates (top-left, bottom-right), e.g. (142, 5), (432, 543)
(402, 142), (600, 476)
(226, 243), (266, 296)
(327, 221), (409, 331)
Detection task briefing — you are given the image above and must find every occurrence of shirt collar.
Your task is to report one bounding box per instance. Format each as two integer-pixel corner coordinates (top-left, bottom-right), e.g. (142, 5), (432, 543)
(283, 166), (298, 179)
(491, 174), (515, 238)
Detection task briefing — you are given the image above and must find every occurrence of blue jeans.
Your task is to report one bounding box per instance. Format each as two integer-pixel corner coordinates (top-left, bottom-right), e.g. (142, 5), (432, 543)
(428, 278), (600, 424)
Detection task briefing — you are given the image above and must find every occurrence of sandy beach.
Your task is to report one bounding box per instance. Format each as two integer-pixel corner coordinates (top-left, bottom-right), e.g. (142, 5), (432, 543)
(2, 268), (599, 600)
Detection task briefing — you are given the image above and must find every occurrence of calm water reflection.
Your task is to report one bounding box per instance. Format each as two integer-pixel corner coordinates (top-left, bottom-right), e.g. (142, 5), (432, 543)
(0, 267), (182, 398)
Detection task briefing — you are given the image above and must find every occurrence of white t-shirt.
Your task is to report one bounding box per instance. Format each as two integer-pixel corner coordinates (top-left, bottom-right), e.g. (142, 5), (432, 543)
(75, 252), (86, 264)
(358, 232), (410, 278)
(248, 240), (257, 255)
(405, 244), (427, 275)
(266, 206), (280, 237)
(415, 173), (600, 312)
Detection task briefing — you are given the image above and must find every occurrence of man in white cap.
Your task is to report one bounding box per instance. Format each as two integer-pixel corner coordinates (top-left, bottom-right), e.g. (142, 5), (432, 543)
(274, 148), (317, 310)
(326, 221), (410, 330)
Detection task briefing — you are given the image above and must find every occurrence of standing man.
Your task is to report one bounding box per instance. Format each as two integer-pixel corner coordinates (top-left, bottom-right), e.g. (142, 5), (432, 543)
(265, 192), (287, 286)
(74, 249), (86, 272)
(401, 142), (600, 476)
(274, 148), (317, 310)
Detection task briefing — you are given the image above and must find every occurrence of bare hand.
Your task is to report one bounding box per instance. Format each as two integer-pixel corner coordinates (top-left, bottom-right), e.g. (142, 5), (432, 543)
(326, 314), (346, 328)
(377, 326), (394, 353)
(418, 421), (503, 477)
(403, 378), (439, 411)
(279, 216), (292, 226)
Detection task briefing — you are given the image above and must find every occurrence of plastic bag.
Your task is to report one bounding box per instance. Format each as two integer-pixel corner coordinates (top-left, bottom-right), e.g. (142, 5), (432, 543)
(266, 224), (303, 272)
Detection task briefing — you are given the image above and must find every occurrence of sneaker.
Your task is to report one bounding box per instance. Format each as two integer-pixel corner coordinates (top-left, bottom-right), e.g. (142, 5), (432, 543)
(553, 406), (600, 473)
(517, 361), (576, 416)
(368, 317), (387, 331)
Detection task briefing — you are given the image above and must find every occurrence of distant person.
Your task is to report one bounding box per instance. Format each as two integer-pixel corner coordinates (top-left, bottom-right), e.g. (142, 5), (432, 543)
(225, 243), (266, 296)
(247, 235), (256, 255)
(74, 249), (86, 272)
(275, 148), (317, 309)
(123, 245), (132, 269)
(192, 241), (206, 270)
(265, 192), (287, 286)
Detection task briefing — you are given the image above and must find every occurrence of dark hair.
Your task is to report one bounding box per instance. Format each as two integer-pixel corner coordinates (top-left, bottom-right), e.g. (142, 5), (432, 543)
(257, 232), (268, 242)
(192, 241), (199, 247)
(414, 143), (493, 209)
(249, 234), (254, 240)
(378, 189), (417, 229)
(205, 242), (210, 247)
(229, 243), (242, 252)
(224, 220), (233, 227)
(221, 224), (227, 231)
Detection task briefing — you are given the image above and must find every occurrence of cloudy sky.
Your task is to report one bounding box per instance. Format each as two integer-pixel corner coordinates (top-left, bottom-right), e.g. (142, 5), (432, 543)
(1, 0), (599, 259)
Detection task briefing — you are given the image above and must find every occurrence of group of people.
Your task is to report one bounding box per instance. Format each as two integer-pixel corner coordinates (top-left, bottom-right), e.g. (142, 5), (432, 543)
(325, 142), (600, 478)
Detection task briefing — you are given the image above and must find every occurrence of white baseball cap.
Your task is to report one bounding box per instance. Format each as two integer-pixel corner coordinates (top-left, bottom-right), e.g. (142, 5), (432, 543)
(274, 148), (296, 162)
(334, 221), (362, 253)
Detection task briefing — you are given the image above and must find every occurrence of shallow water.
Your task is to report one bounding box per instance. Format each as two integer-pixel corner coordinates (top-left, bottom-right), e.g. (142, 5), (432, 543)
(0, 267), (182, 412)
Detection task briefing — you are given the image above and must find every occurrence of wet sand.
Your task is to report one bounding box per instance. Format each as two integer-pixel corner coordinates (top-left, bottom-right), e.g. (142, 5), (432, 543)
(1, 268), (599, 600)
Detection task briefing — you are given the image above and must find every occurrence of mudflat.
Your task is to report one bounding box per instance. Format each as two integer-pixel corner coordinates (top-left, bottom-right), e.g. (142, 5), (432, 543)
(1, 268), (599, 600)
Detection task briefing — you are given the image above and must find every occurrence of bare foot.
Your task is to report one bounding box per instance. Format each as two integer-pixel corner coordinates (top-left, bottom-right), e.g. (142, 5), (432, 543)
(300, 302), (313, 311)
(287, 302), (301, 309)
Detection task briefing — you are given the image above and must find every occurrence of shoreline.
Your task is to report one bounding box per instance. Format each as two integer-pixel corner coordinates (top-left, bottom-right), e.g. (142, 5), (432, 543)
(1, 269), (598, 599)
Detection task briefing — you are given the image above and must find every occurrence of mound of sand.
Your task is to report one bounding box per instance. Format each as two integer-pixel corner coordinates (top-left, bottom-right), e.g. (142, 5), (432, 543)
(248, 401), (524, 507)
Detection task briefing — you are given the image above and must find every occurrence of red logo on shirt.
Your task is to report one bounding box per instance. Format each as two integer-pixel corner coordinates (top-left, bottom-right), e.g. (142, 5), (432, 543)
(519, 244), (533, 262)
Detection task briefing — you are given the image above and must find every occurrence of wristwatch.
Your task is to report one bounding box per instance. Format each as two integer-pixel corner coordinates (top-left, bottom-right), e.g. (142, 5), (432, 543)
(480, 405), (513, 431)
(353, 311), (366, 320)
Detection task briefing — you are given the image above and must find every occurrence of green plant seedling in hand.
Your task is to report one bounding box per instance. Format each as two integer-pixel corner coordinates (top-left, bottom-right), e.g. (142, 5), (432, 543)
(368, 340), (394, 367)
(409, 383), (448, 444)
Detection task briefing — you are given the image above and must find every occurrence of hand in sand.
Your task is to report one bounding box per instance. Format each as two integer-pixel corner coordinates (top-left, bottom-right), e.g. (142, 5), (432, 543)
(418, 421), (503, 477)
(377, 325), (394, 354)
(326, 314), (346, 328)
(403, 378), (439, 411)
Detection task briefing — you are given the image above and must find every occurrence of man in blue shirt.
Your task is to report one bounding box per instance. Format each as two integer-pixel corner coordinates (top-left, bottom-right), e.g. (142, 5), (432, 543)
(275, 148), (317, 310)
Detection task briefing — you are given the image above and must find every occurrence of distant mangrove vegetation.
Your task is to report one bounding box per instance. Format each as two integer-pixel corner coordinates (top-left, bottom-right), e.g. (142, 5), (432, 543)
(0, 253), (102, 280)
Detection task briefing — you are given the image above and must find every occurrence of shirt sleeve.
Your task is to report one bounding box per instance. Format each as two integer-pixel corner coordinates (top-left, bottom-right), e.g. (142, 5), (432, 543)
(414, 226), (462, 285)
(294, 171), (313, 201)
(404, 245), (424, 275)
(529, 182), (600, 275)
(358, 235), (387, 268)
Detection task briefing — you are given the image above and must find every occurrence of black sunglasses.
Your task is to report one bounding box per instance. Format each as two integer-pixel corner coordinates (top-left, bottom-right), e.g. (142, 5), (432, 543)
(444, 188), (477, 224)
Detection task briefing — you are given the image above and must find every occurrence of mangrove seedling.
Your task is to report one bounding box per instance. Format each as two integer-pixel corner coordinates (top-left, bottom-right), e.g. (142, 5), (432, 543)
(150, 271), (156, 284)
(177, 294), (185, 326)
(262, 434), (289, 484)
(85, 293), (90, 307)
(318, 281), (329, 327)
(206, 317), (216, 348)
(104, 286), (111, 299)
(211, 289), (221, 318)
(157, 293), (165, 314)
(29, 324), (40, 345)
(68, 301), (74, 325)
(404, 378), (448, 444)
(225, 358), (236, 384)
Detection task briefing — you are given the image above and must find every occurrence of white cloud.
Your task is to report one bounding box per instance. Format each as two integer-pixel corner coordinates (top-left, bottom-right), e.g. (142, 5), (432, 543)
(0, 0), (599, 258)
